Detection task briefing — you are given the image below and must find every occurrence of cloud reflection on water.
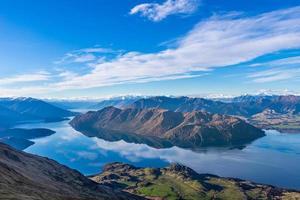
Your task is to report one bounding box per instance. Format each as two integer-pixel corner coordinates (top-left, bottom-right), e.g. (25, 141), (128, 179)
(21, 120), (300, 189)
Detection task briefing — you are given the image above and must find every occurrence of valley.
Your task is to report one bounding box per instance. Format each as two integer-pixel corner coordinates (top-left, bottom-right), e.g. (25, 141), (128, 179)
(1, 95), (300, 199)
(2, 2), (300, 199)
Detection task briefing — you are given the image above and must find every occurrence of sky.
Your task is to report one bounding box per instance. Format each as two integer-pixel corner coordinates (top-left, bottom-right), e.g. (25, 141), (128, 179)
(0, 0), (300, 99)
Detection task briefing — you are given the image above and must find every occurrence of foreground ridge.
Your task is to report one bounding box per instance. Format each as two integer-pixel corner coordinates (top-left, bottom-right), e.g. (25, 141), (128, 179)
(0, 142), (143, 200)
(92, 162), (300, 200)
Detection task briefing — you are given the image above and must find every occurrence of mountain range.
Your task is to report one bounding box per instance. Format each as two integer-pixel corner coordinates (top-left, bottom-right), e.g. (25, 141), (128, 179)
(130, 95), (300, 116)
(0, 97), (74, 149)
(0, 97), (75, 129)
(70, 106), (264, 148)
(129, 95), (300, 132)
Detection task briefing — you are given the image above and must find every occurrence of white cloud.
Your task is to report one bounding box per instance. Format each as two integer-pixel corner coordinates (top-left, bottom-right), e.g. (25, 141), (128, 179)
(130, 0), (200, 21)
(73, 53), (96, 63)
(76, 151), (98, 160)
(57, 70), (78, 81)
(2, 6), (300, 97)
(0, 86), (50, 97)
(54, 47), (116, 64)
(254, 89), (300, 96)
(248, 68), (300, 83)
(54, 6), (300, 89)
(250, 56), (300, 67)
(80, 47), (115, 53)
(248, 56), (300, 83)
(0, 72), (50, 86)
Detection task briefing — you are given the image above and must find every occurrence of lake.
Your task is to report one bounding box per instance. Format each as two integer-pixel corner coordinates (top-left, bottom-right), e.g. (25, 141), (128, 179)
(16, 119), (300, 190)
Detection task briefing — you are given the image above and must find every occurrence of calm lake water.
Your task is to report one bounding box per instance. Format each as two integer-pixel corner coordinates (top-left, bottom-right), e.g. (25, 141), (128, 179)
(16, 118), (300, 190)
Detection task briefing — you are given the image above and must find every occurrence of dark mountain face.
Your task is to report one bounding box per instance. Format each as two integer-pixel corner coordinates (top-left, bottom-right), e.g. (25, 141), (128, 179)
(70, 107), (264, 148)
(1, 128), (55, 140)
(0, 128), (56, 150)
(0, 142), (143, 200)
(0, 97), (76, 149)
(0, 97), (75, 128)
(0, 97), (75, 121)
(0, 137), (34, 150)
(0, 105), (27, 129)
(92, 162), (300, 200)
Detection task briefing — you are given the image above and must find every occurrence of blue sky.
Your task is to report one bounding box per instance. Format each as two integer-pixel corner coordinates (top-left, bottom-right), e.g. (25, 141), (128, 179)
(0, 0), (300, 99)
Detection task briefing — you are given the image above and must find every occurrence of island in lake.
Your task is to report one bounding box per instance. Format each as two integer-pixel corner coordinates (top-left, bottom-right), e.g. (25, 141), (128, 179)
(0, 128), (55, 150)
(70, 106), (265, 149)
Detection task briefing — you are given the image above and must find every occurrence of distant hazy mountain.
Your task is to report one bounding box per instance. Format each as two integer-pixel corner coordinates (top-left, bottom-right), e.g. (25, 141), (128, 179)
(0, 97), (65, 149)
(129, 95), (300, 132)
(0, 97), (75, 125)
(70, 106), (264, 148)
(0, 142), (141, 200)
(90, 96), (143, 110)
(0, 105), (27, 129)
(46, 99), (100, 110)
(130, 95), (300, 116)
(129, 96), (251, 116)
(232, 95), (300, 114)
(232, 94), (276, 103)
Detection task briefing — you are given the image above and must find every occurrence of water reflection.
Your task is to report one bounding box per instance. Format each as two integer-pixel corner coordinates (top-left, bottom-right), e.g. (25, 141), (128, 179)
(17, 120), (300, 190)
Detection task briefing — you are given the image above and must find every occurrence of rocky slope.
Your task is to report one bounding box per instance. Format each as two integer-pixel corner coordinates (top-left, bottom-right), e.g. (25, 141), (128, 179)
(92, 162), (300, 200)
(0, 142), (142, 200)
(70, 107), (265, 148)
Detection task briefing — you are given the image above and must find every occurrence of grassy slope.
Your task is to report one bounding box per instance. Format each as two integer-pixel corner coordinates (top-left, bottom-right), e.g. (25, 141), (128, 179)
(92, 163), (300, 200)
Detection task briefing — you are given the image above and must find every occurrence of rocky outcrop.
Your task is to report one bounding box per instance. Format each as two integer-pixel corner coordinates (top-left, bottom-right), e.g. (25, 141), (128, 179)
(91, 162), (300, 200)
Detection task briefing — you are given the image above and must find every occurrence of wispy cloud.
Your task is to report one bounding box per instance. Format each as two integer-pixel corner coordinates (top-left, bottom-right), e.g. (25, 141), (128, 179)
(0, 86), (50, 97)
(0, 71), (50, 86)
(250, 56), (300, 67)
(130, 0), (200, 22)
(54, 47), (116, 64)
(3, 6), (300, 97)
(249, 68), (300, 83)
(248, 56), (300, 83)
(54, 6), (300, 89)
